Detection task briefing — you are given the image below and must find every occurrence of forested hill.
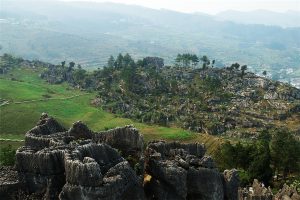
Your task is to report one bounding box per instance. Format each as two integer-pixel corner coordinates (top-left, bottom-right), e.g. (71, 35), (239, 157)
(3, 53), (298, 139)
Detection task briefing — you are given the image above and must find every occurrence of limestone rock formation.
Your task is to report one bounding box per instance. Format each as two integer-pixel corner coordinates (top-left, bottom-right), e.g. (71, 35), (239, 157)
(60, 143), (144, 200)
(274, 184), (300, 200)
(239, 179), (300, 200)
(1, 114), (145, 200)
(0, 166), (21, 200)
(223, 169), (239, 200)
(0, 114), (240, 200)
(144, 140), (239, 200)
(239, 179), (273, 200)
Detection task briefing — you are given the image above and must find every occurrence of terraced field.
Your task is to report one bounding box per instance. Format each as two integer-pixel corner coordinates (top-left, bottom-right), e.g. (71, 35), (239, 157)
(0, 67), (223, 156)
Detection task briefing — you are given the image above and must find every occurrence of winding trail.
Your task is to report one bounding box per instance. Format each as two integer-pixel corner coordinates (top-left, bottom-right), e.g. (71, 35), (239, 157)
(0, 93), (91, 141)
(0, 138), (24, 142)
(0, 93), (89, 107)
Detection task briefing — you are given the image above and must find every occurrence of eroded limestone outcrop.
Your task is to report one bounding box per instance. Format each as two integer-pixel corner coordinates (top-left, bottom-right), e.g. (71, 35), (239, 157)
(274, 184), (300, 200)
(239, 179), (300, 200)
(60, 143), (144, 200)
(2, 114), (145, 200)
(144, 140), (239, 200)
(0, 114), (240, 200)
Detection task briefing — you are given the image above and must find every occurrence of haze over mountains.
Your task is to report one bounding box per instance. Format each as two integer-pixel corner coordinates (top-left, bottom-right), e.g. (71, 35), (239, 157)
(0, 0), (300, 86)
(215, 10), (300, 28)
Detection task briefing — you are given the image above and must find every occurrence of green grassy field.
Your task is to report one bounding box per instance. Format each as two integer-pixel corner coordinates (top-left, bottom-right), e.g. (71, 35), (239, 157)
(0, 67), (223, 155)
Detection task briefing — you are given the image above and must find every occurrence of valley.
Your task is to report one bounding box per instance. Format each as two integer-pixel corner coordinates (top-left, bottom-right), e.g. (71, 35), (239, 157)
(1, 0), (300, 87)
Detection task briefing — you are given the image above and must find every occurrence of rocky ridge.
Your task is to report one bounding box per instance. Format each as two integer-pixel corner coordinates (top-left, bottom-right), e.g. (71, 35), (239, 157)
(0, 113), (239, 200)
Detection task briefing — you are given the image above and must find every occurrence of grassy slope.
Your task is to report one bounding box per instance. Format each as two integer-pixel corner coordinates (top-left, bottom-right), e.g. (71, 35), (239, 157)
(0, 67), (223, 155)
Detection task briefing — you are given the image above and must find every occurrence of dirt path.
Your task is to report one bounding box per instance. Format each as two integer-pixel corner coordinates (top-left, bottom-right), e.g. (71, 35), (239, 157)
(0, 93), (89, 107)
(0, 138), (24, 142)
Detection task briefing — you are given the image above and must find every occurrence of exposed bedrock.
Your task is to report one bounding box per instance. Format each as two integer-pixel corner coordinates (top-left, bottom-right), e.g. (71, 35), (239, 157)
(94, 125), (145, 180)
(239, 179), (273, 200)
(239, 179), (300, 200)
(12, 114), (146, 199)
(223, 169), (239, 200)
(67, 121), (94, 140)
(25, 114), (67, 150)
(275, 184), (300, 200)
(144, 140), (239, 200)
(1, 114), (242, 200)
(0, 166), (21, 200)
(60, 143), (145, 200)
(16, 146), (66, 199)
(94, 125), (144, 157)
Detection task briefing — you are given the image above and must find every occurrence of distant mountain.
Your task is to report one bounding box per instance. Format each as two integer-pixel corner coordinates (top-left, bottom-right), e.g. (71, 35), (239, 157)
(215, 10), (300, 28)
(0, 0), (300, 85)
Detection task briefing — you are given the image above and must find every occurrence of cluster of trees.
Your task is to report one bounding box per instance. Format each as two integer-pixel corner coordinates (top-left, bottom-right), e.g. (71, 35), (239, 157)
(175, 54), (215, 69)
(104, 54), (168, 93)
(216, 129), (300, 186)
(41, 60), (94, 89)
(0, 53), (23, 74)
(41, 53), (169, 95)
(107, 54), (164, 69)
(227, 63), (248, 78)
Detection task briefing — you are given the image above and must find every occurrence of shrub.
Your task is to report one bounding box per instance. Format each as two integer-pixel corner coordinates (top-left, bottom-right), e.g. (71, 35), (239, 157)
(0, 145), (16, 166)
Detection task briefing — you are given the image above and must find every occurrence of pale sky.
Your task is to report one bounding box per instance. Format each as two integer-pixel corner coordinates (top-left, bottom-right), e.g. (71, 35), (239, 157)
(62, 0), (300, 14)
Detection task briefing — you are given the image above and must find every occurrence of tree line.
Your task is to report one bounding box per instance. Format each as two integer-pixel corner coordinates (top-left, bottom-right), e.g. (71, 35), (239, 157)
(215, 129), (300, 187)
(175, 53), (215, 69)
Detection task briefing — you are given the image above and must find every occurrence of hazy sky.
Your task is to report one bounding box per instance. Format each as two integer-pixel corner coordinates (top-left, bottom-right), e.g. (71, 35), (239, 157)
(62, 0), (300, 14)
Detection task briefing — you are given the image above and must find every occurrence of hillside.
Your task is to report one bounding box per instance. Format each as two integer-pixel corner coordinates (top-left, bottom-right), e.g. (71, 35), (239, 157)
(0, 55), (223, 156)
(1, 0), (300, 86)
(215, 10), (300, 28)
(39, 53), (300, 139)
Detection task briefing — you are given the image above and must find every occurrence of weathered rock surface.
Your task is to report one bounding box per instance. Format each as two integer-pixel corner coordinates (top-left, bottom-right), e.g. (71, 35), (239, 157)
(275, 184), (300, 200)
(239, 179), (300, 200)
(144, 140), (239, 200)
(0, 166), (21, 200)
(1, 114), (145, 200)
(223, 169), (239, 200)
(0, 114), (240, 200)
(60, 143), (144, 200)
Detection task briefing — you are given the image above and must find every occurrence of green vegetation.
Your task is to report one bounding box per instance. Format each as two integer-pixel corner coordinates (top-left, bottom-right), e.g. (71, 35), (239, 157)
(0, 56), (197, 144)
(271, 129), (300, 179)
(1, 54), (299, 191)
(0, 144), (16, 166)
(39, 53), (300, 138)
(216, 130), (300, 187)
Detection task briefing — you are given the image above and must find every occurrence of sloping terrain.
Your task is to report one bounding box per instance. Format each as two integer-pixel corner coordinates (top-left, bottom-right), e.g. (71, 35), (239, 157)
(0, 59), (223, 156)
(39, 54), (300, 139)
